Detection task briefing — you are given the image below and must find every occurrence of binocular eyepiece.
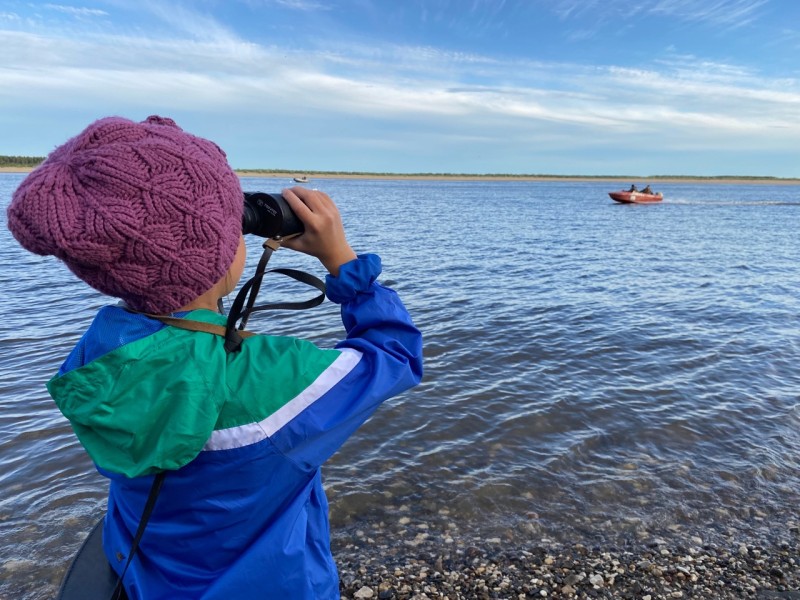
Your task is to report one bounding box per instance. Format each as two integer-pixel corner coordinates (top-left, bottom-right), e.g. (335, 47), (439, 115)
(242, 192), (304, 238)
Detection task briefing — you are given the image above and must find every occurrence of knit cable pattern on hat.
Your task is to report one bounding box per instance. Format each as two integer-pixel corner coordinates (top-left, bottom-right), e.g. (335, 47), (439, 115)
(6, 115), (243, 314)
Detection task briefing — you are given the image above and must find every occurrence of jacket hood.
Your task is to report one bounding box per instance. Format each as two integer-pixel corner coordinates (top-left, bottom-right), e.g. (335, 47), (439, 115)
(48, 310), (230, 478)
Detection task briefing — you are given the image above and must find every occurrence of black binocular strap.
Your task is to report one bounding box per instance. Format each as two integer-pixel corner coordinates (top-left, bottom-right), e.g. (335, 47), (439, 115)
(238, 238), (280, 331)
(223, 238), (326, 353)
(134, 274), (324, 353)
(111, 471), (166, 600)
(134, 239), (325, 353)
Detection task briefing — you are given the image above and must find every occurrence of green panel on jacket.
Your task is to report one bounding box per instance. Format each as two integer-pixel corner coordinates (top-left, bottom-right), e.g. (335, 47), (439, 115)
(47, 310), (341, 478)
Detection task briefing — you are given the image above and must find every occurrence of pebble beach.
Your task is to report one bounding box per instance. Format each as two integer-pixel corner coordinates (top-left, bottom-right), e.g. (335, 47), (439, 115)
(334, 516), (800, 600)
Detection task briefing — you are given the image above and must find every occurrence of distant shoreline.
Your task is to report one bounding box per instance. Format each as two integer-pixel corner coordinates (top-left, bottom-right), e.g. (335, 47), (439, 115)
(237, 172), (800, 185)
(2, 166), (798, 185)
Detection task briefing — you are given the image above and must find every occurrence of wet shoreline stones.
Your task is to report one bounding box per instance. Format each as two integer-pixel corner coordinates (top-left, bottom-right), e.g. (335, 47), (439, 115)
(334, 521), (800, 599)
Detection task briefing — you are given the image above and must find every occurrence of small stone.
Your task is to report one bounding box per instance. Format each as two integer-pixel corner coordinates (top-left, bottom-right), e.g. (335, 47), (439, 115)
(589, 573), (604, 587)
(354, 586), (374, 599)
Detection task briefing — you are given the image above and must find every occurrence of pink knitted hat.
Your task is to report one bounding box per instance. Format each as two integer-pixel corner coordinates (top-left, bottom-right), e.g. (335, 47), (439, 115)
(6, 115), (243, 314)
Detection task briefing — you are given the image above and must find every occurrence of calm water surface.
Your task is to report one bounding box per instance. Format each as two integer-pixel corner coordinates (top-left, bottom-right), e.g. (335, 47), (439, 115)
(1, 174), (799, 598)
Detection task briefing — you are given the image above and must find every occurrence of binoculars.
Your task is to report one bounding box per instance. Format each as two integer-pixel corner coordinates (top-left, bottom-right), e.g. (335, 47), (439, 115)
(242, 192), (303, 238)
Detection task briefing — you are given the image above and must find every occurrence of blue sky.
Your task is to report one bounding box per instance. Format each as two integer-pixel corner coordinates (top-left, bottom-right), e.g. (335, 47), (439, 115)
(1, 0), (799, 177)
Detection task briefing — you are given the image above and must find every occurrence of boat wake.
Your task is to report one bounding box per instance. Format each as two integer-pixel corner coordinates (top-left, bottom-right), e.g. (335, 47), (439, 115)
(665, 199), (800, 206)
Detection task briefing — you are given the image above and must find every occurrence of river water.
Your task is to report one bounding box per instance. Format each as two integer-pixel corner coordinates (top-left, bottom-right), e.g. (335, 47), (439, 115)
(1, 174), (799, 598)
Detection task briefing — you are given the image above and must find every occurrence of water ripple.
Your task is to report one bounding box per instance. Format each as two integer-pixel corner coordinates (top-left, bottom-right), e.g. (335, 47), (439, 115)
(2, 176), (800, 598)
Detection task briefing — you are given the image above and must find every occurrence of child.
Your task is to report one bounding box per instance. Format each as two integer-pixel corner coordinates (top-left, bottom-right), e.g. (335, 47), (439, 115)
(6, 115), (423, 599)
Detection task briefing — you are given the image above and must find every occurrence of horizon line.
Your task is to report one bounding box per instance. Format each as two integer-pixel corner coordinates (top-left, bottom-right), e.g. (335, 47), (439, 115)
(1, 162), (798, 183)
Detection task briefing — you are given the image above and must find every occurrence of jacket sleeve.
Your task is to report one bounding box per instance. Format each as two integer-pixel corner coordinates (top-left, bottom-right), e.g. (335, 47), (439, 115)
(269, 254), (423, 471)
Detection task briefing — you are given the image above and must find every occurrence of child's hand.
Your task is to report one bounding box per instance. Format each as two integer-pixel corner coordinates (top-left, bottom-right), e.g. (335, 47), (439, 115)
(280, 187), (357, 276)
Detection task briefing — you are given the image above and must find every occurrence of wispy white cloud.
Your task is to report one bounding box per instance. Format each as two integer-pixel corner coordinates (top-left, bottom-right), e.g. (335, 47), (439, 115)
(42, 4), (109, 18)
(3, 24), (797, 150)
(649, 0), (768, 26)
(272, 0), (333, 10)
(547, 0), (767, 27)
(238, 0), (334, 11)
(131, 0), (241, 42)
(768, 27), (800, 55)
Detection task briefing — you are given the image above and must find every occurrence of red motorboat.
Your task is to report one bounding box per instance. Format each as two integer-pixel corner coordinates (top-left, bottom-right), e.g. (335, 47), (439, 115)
(609, 190), (663, 204)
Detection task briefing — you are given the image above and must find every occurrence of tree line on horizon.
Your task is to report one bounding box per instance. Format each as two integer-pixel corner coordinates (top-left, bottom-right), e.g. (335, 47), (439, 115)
(0, 155), (45, 167)
(0, 157), (789, 180)
(236, 168), (786, 181)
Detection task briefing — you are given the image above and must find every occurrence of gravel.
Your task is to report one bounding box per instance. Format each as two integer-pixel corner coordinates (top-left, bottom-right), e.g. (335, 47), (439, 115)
(334, 520), (800, 599)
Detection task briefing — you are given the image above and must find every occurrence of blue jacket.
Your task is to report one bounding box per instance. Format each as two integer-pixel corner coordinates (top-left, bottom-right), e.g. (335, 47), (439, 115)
(48, 254), (423, 599)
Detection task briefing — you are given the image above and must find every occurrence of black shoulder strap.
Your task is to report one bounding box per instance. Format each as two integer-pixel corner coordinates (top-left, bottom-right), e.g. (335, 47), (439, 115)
(111, 472), (166, 600)
(223, 238), (326, 353)
(127, 238), (325, 355)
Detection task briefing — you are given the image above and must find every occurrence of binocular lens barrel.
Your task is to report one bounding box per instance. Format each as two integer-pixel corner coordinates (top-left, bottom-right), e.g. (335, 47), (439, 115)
(242, 192), (304, 238)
